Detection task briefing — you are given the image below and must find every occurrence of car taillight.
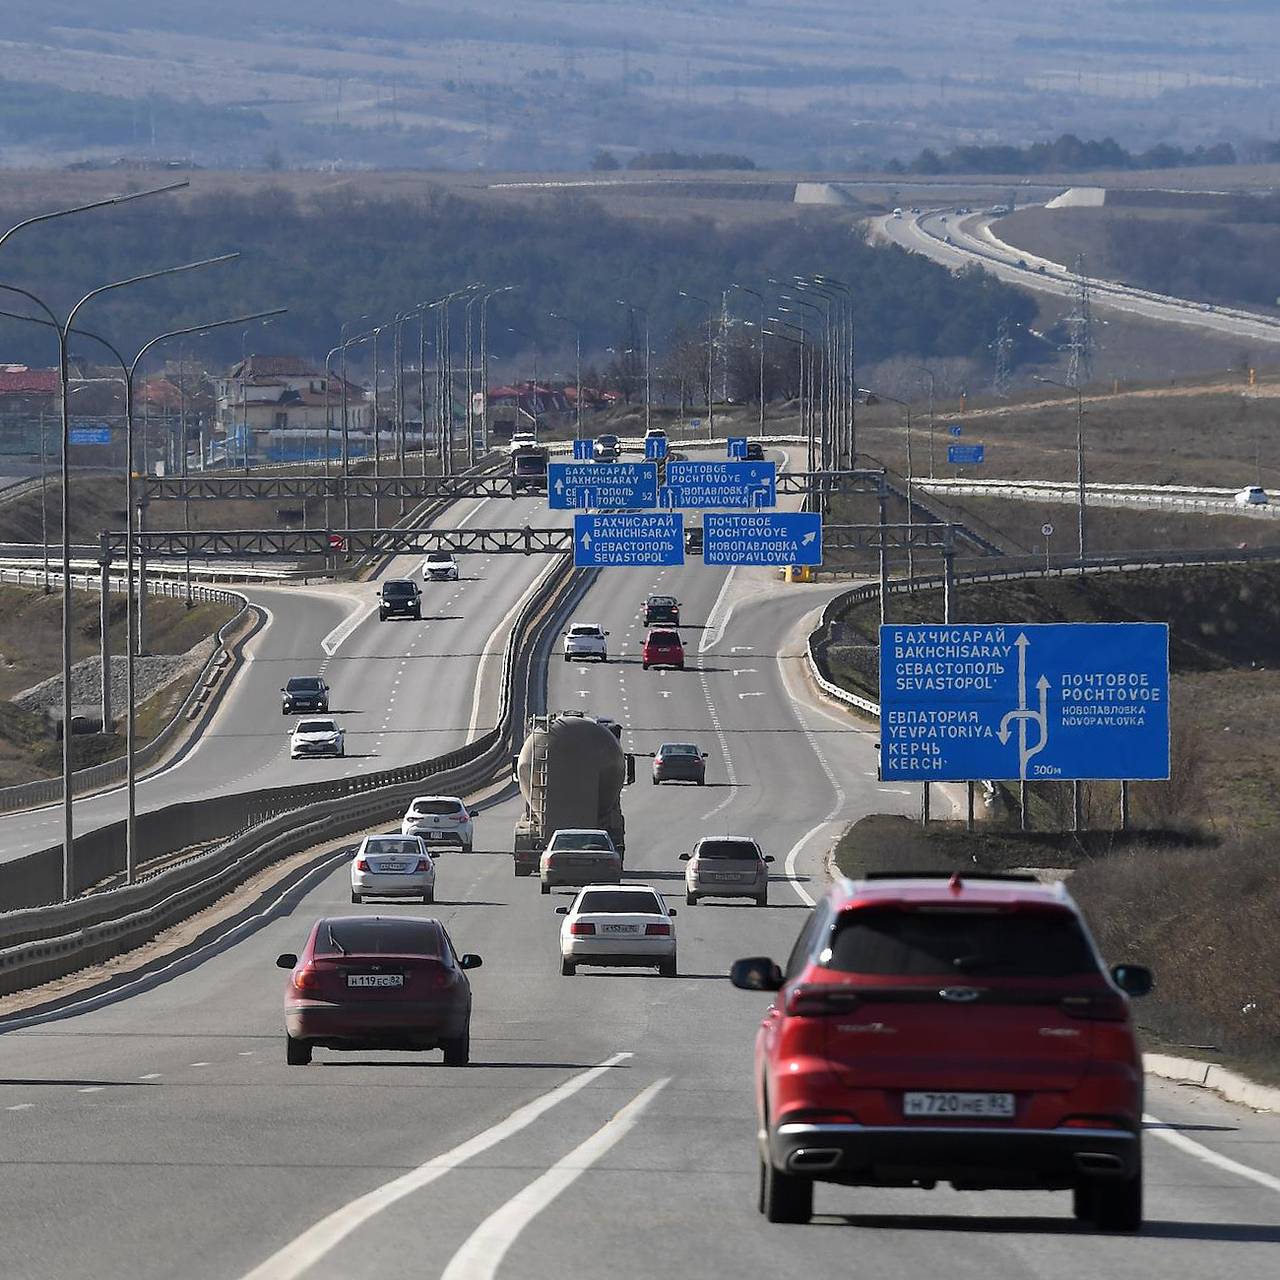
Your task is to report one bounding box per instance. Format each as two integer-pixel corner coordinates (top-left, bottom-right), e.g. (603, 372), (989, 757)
(292, 965), (321, 992)
(1062, 1116), (1127, 1129)
(354, 858), (368, 871)
(570, 922), (596, 936)
(414, 858), (431, 872)
(1060, 993), (1129, 1021)
(645, 923), (671, 936)
(452, 814), (468, 823)
(781, 1109), (858, 1126)
(784, 985), (862, 1017)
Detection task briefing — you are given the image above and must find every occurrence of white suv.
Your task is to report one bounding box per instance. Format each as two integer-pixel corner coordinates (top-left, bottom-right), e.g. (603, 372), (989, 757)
(563, 622), (609, 663)
(680, 836), (774, 906)
(422, 552), (459, 580)
(400, 795), (474, 853)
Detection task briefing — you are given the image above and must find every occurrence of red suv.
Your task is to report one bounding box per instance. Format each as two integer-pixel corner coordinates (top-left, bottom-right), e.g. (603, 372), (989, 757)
(731, 872), (1152, 1229)
(642, 628), (685, 671)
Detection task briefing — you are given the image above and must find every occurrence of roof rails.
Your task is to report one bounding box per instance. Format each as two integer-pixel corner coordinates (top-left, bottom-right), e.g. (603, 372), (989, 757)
(860, 870), (1041, 883)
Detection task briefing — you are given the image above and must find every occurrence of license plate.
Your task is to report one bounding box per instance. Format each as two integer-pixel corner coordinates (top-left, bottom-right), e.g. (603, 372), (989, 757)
(425, 831), (445, 839)
(708, 873), (742, 882)
(903, 1091), (1015, 1118)
(347, 974), (403, 988)
(377, 863), (407, 872)
(601, 923), (637, 934)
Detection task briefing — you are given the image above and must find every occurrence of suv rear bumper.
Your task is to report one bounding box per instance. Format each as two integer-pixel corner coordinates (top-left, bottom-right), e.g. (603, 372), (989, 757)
(770, 1122), (1139, 1188)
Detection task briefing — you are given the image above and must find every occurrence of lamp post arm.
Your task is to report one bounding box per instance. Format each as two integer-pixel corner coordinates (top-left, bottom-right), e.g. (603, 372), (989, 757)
(0, 180), (190, 256)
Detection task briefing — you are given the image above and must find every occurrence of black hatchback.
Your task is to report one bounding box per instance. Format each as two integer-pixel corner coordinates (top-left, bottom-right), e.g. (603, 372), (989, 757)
(380, 579), (422, 621)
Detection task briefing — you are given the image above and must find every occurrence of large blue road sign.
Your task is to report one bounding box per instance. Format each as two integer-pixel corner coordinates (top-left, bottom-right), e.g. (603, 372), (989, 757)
(948, 443), (984, 465)
(727, 436), (747, 459)
(549, 461), (658, 510)
(69, 426), (111, 445)
(661, 459), (776, 509)
(573, 513), (684, 567)
(572, 438), (594, 461)
(879, 622), (1170, 782)
(703, 512), (822, 566)
(645, 435), (668, 460)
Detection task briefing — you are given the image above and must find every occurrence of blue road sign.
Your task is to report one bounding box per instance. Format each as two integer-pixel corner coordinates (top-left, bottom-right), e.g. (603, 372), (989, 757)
(69, 426), (111, 445)
(727, 436), (747, 459)
(949, 423), (964, 438)
(572, 438), (594, 461)
(645, 435), (668, 461)
(689, 418), (702, 431)
(948, 443), (985, 465)
(548, 461), (658, 510)
(661, 460), (776, 509)
(878, 622), (1170, 782)
(703, 512), (822, 566)
(573, 513), (684, 567)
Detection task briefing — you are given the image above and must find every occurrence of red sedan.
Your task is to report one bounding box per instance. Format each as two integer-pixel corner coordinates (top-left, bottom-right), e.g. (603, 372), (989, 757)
(642, 628), (685, 670)
(277, 915), (482, 1066)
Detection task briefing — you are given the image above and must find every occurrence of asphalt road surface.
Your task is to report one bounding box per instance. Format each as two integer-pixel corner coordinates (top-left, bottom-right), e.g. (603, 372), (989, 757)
(2, 460), (1278, 1279)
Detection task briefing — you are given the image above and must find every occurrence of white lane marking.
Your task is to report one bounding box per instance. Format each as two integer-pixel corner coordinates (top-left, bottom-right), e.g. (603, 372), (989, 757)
(189, 1062), (210, 1068)
(238, 1052), (254, 1057)
(440, 1078), (669, 1280)
(731, 669), (758, 677)
(237, 1053), (634, 1280)
(730, 645), (751, 653)
(1144, 1113), (1280, 1193)
(321, 601), (376, 656)
(782, 822), (833, 908)
(78, 1086), (103, 1093)
(699, 566), (739, 653)
(738, 692), (764, 699)
(140, 1072), (162, 1079)
(5, 1103), (33, 1111)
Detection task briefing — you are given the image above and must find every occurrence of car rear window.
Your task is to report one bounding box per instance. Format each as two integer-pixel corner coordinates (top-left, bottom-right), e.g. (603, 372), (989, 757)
(365, 838), (422, 858)
(316, 919), (443, 957)
(570, 625), (601, 636)
(824, 908), (1098, 978)
(648, 596), (676, 606)
(286, 678), (322, 692)
(696, 840), (761, 860)
(411, 799), (463, 816)
(297, 720), (335, 733)
(551, 832), (614, 851)
(648, 631), (680, 645)
(661, 743), (699, 756)
(577, 891), (662, 914)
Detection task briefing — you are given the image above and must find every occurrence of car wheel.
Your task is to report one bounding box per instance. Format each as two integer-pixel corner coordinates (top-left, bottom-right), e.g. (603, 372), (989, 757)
(441, 1030), (470, 1067)
(756, 893), (768, 907)
(560, 958), (576, 977)
(286, 1033), (312, 1067)
(697, 777), (705, 786)
(379, 611), (387, 621)
(540, 883), (551, 895)
(659, 957), (677, 978)
(1091, 1161), (1143, 1232)
(685, 892), (697, 906)
(563, 654), (571, 662)
(761, 1155), (813, 1224)
(651, 776), (658, 785)
(1072, 1180), (1096, 1223)
(423, 890), (434, 904)
(338, 746), (345, 758)
(642, 662), (649, 670)
(677, 662), (685, 671)
(350, 891), (361, 904)
(463, 841), (473, 855)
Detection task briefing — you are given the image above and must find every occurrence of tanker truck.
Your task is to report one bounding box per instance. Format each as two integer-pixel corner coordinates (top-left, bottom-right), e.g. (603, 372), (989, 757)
(512, 712), (634, 876)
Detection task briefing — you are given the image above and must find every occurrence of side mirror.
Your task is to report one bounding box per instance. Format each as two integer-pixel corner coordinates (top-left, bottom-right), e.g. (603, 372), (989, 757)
(276, 952), (298, 969)
(729, 957), (784, 992)
(668, 908), (677, 917)
(763, 855), (776, 864)
(460, 954), (483, 971)
(701, 752), (708, 759)
(554, 905), (570, 915)
(511, 755), (519, 782)
(678, 852), (692, 861)
(1111, 964), (1153, 997)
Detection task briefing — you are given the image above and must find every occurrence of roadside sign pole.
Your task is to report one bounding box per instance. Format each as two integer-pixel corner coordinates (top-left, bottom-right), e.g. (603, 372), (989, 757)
(1119, 780), (1130, 830)
(966, 781), (975, 832)
(1019, 781), (1028, 832)
(877, 485), (889, 627)
(1072, 779), (1083, 832)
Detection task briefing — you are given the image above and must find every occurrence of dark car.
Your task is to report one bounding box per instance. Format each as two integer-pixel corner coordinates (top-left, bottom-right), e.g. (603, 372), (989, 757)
(653, 742), (707, 785)
(642, 594), (680, 627)
(745, 441), (765, 461)
(642, 628), (685, 671)
(732, 872), (1152, 1228)
(281, 675), (329, 715)
(684, 526), (704, 556)
(380, 578), (421, 621)
(277, 915), (482, 1066)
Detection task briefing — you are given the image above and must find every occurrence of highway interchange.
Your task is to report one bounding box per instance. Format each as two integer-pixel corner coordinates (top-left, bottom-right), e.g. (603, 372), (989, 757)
(1, 449), (1279, 1278)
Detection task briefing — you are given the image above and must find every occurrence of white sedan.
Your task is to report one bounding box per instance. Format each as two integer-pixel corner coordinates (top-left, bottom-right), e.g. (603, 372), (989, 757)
(422, 551), (460, 581)
(555, 883), (677, 977)
(350, 834), (435, 904)
(289, 717), (345, 759)
(563, 622), (609, 663)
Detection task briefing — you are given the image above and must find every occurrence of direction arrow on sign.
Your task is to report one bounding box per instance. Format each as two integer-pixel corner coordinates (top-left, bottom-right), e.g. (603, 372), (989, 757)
(572, 438), (594, 461)
(573, 513), (684, 567)
(727, 436), (747, 459)
(703, 512), (822, 566)
(660, 460), (777, 509)
(549, 461), (658, 510)
(645, 435), (668, 460)
(949, 423), (964, 438)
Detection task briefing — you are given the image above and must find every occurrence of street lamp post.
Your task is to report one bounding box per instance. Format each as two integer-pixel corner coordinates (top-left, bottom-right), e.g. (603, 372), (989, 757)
(780, 294), (830, 470)
(615, 300), (651, 433)
(766, 317), (811, 472)
(729, 284), (767, 436)
(811, 274), (854, 467)
(480, 287), (516, 454)
(1034, 375), (1087, 573)
(676, 291), (715, 439)
(909, 364), (937, 478)
(547, 310), (582, 438)
(860, 386), (916, 580)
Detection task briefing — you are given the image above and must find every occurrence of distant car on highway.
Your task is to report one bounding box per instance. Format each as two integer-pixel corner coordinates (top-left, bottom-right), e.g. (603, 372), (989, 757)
(1235, 485), (1269, 507)
(732, 871), (1152, 1226)
(289, 717), (345, 760)
(540, 827), (622, 894)
(594, 433), (621, 462)
(400, 795), (474, 853)
(944, 234), (954, 245)
(508, 429), (538, 453)
(350, 834), (436, 904)
(642, 628), (685, 671)
(744, 440), (765, 461)
(891, 207), (903, 218)
(642, 593), (680, 626)
(380, 578), (421, 621)
(653, 742), (707, 786)
(681, 836), (772, 906)
(684, 524), (703, 555)
(563, 621), (609, 663)
(422, 551), (459, 581)
(281, 675), (329, 716)
(277, 914), (481, 1066)
(555, 884), (677, 977)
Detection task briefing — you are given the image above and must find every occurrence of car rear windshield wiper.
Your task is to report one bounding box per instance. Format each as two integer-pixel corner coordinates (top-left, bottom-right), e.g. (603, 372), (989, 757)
(327, 926), (349, 956)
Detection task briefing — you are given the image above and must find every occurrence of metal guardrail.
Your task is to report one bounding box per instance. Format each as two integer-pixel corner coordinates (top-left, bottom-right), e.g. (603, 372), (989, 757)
(917, 479), (1280, 519)
(0, 548), (583, 994)
(804, 543), (1280, 718)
